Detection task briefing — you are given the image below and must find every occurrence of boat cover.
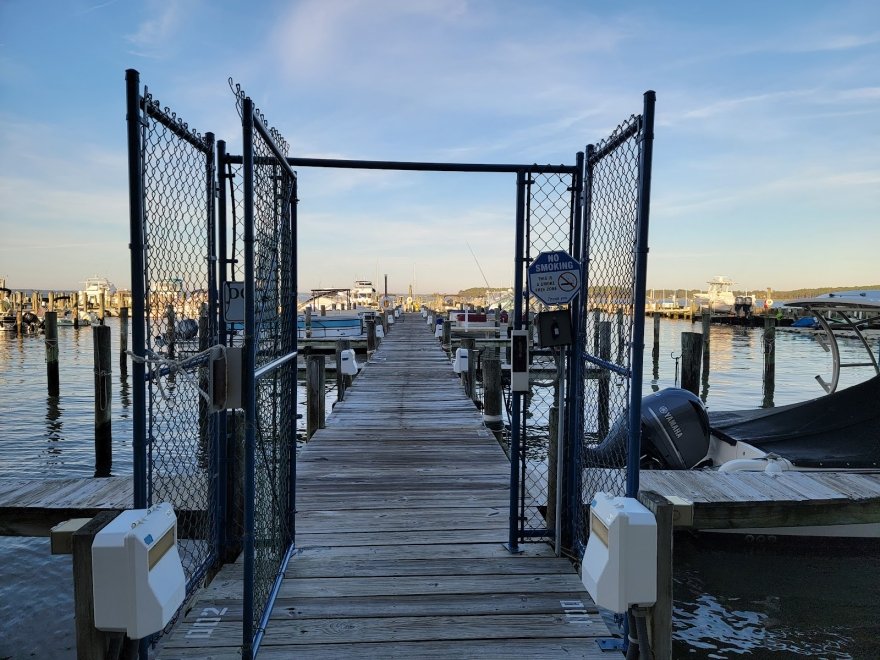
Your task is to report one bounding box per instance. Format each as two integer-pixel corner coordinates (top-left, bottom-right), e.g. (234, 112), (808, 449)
(708, 375), (880, 469)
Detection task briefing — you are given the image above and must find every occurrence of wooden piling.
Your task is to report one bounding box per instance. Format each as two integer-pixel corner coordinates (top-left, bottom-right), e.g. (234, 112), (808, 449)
(165, 305), (176, 360)
(45, 311), (60, 396)
(305, 307), (312, 338)
(48, 291), (55, 312)
(72, 511), (123, 659)
(616, 307), (625, 365)
(680, 332), (703, 396)
(481, 353), (503, 441)
(642, 491), (674, 660)
(198, 309), (209, 464)
(335, 338), (352, 401)
(652, 312), (660, 361)
(320, 305), (326, 317)
(223, 410), (245, 563)
(15, 308), (22, 335)
(461, 337), (476, 400)
(99, 291), (106, 324)
(763, 316), (776, 408)
(598, 321), (611, 438)
(366, 318), (377, 352)
(119, 306), (129, 374)
(442, 318), (451, 353)
(306, 354), (325, 439)
(93, 325), (112, 477)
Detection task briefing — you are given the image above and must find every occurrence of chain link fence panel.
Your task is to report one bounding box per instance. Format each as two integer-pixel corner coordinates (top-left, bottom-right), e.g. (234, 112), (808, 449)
(233, 81), (298, 652)
(518, 169), (576, 542)
(575, 115), (643, 552)
(138, 89), (218, 598)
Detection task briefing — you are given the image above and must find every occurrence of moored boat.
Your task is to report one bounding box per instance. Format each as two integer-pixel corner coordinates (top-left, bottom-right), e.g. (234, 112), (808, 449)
(297, 314), (362, 339)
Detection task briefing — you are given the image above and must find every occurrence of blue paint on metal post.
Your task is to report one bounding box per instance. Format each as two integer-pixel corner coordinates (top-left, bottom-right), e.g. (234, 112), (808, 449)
(205, 131), (220, 567)
(563, 150), (585, 552)
(241, 97), (257, 660)
(507, 170), (527, 552)
(288, 178), (298, 543)
(626, 91), (656, 499)
(125, 69), (147, 511)
(215, 139), (229, 558)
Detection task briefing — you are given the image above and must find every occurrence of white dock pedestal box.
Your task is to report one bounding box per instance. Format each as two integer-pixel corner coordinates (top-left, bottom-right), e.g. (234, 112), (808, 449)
(340, 348), (359, 376)
(92, 503), (186, 638)
(581, 493), (657, 613)
(453, 348), (468, 374)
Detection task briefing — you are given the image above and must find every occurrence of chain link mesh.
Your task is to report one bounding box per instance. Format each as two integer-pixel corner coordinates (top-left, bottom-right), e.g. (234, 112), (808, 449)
(519, 169), (575, 541)
(576, 115), (642, 552)
(241, 94), (297, 644)
(140, 92), (217, 592)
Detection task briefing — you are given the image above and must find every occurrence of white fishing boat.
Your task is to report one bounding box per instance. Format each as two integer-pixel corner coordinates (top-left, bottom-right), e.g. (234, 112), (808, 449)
(351, 280), (377, 308)
(692, 276), (736, 313)
(82, 276), (117, 309)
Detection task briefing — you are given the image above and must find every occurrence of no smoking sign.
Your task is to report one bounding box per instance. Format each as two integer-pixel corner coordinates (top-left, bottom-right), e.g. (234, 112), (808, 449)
(527, 250), (581, 305)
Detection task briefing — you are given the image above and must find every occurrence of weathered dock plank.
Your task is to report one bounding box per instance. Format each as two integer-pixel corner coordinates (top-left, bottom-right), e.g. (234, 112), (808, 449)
(638, 469), (880, 529)
(0, 474), (206, 537)
(157, 315), (611, 658)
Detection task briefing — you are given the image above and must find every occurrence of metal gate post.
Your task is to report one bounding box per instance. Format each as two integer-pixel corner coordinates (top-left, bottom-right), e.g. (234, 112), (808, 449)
(125, 68), (147, 511)
(288, 178), (298, 544)
(241, 96), (257, 660)
(506, 170), (527, 553)
(215, 139), (229, 559)
(625, 91), (656, 499)
(562, 150), (585, 552)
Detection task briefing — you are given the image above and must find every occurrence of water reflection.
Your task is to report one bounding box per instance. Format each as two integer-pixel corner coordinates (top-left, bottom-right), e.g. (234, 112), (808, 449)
(673, 535), (870, 658)
(44, 395), (64, 468)
(119, 370), (131, 410)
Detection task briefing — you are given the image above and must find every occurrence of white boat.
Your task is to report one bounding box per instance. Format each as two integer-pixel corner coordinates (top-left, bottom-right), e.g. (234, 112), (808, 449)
(297, 314), (363, 339)
(82, 276), (117, 309)
(56, 310), (93, 327)
(591, 292), (880, 538)
(351, 280), (377, 308)
(692, 276), (736, 313)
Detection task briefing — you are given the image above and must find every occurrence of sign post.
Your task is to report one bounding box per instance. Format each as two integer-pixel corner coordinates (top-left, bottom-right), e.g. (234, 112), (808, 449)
(527, 250), (581, 306)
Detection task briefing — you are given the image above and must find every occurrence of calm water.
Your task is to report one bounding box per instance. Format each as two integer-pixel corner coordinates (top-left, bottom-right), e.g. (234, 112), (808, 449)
(1, 317), (878, 658)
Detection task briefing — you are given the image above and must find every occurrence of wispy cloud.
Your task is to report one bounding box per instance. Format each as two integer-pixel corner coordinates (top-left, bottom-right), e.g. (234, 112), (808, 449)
(124, 1), (185, 59)
(76, 0), (120, 15)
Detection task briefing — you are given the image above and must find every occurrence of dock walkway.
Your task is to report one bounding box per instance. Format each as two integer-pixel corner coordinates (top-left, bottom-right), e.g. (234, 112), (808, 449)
(157, 314), (610, 658)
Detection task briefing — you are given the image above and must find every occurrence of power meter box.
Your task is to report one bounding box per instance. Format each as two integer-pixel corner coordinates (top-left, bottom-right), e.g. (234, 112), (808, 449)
(92, 503), (186, 638)
(340, 349), (359, 376)
(581, 493), (657, 613)
(453, 347), (469, 374)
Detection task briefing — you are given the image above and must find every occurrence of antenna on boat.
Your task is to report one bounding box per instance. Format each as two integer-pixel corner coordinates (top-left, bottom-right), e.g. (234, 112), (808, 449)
(466, 241), (492, 290)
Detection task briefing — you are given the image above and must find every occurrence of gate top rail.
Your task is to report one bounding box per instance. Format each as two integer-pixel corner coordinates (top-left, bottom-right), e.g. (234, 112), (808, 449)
(223, 154), (578, 175)
(141, 93), (212, 153)
(588, 114), (640, 164)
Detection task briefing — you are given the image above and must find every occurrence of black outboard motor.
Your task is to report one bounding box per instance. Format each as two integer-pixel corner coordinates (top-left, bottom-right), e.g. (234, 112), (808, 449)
(586, 388), (710, 469)
(175, 318), (199, 341)
(641, 388), (710, 469)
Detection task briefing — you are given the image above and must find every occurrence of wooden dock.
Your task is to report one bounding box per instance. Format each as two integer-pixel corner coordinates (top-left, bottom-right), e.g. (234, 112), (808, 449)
(637, 469), (880, 531)
(0, 474), (205, 537)
(157, 314), (612, 658)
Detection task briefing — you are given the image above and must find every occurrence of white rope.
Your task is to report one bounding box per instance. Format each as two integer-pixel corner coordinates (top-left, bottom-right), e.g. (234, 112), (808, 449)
(128, 344), (225, 406)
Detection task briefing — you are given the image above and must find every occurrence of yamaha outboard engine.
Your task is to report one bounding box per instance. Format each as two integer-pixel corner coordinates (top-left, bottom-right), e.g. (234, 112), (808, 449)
(641, 388), (710, 469)
(586, 388), (710, 469)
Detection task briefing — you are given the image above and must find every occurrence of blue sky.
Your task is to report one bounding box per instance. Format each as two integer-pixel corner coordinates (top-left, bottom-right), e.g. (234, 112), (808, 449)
(1, 0), (878, 295)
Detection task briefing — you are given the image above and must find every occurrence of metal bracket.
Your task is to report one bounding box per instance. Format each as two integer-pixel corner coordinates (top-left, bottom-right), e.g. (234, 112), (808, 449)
(596, 638), (625, 651)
